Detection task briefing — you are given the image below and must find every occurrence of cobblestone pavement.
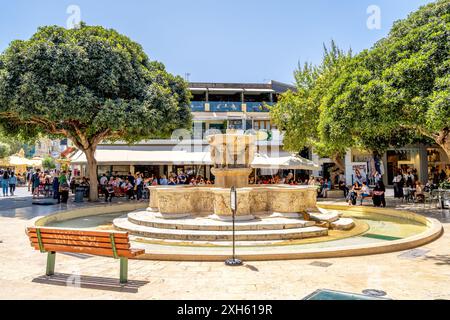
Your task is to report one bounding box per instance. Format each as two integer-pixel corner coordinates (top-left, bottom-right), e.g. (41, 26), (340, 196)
(0, 187), (449, 300)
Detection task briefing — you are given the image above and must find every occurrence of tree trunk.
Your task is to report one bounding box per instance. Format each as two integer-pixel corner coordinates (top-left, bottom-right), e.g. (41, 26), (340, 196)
(331, 153), (345, 173)
(84, 147), (99, 202)
(436, 129), (450, 163)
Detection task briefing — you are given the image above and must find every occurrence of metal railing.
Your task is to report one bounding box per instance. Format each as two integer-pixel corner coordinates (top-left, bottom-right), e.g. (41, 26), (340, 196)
(245, 102), (273, 112)
(190, 101), (206, 112)
(209, 101), (242, 112)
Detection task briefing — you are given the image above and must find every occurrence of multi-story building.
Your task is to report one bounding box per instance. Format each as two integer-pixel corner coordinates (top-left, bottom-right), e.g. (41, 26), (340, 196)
(33, 138), (69, 158)
(70, 80), (450, 185)
(70, 81), (299, 179)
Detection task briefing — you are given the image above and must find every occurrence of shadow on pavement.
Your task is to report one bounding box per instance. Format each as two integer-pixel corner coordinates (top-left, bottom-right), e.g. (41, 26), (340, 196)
(32, 273), (149, 293)
(424, 254), (450, 266)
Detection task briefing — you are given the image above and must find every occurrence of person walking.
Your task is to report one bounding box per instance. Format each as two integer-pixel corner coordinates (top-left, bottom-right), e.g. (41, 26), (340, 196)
(99, 173), (108, 198)
(59, 171), (70, 204)
(2, 170), (10, 197)
(31, 169), (41, 198)
(9, 171), (17, 196)
(105, 181), (115, 203)
(135, 173), (143, 201)
(52, 174), (60, 203)
(26, 169), (33, 192)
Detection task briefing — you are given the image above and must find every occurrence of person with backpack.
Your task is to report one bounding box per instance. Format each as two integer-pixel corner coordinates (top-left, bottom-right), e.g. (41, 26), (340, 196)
(59, 171), (70, 204)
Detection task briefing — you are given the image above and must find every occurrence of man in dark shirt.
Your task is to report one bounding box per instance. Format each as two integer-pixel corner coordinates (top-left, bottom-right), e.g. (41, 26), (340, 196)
(127, 172), (135, 186)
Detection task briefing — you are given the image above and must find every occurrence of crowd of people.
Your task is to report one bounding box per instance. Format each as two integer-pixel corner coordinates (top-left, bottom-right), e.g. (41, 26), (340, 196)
(97, 171), (216, 202)
(25, 169), (71, 203)
(2, 165), (449, 208)
(392, 168), (450, 203)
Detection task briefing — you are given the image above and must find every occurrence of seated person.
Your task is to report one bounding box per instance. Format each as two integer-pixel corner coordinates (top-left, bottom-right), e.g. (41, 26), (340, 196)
(105, 183), (115, 202)
(415, 181), (425, 203)
(347, 182), (360, 206)
(359, 182), (371, 206)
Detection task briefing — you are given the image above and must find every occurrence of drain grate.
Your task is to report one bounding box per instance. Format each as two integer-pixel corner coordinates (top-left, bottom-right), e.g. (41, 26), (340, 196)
(398, 249), (430, 260)
(362, 289), (387, 297)
(310, 261), (333, 268)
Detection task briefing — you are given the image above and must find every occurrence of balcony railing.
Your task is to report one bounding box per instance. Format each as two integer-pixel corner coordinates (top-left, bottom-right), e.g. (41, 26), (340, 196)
(209, 101), (242, 112)
(245, 102), (273, 112)
(190, 101), (206, 112)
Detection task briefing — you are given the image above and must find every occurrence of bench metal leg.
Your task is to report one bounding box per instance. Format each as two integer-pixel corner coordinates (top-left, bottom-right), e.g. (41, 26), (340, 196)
(46, 252), (56, 276)
(120, 257), (128, 284)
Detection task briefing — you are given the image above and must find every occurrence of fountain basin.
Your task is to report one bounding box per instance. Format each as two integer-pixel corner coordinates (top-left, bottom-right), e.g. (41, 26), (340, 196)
(148, 185), (318, 221)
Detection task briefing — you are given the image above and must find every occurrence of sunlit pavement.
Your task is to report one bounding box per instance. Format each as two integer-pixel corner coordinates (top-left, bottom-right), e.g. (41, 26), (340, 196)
(0, 187), (449, 300)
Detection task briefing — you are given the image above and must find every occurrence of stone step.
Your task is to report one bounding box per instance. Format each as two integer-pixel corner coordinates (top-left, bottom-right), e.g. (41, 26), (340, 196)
(114, 217), (328, 241)
(127, 211), (316, 232)
(331, 218), (355, 231)
(310, 210), (341, 223)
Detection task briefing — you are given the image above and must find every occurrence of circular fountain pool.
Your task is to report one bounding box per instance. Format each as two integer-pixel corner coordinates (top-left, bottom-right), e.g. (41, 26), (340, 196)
(39, 204), (442, 261)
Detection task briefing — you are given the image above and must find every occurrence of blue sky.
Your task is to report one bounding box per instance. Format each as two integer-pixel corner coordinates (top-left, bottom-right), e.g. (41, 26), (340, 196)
(0, 0), (433, 84)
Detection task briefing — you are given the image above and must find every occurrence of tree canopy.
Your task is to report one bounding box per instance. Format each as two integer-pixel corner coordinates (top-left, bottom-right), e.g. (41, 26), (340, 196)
(321, 0), (450, 158)
(0, 23), (192, 200)
(0, 142), (10, 158)
(272, 0), (450, 165)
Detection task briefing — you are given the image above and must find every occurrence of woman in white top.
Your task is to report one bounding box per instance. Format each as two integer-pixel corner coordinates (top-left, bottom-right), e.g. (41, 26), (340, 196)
(359, 182), (371, 206)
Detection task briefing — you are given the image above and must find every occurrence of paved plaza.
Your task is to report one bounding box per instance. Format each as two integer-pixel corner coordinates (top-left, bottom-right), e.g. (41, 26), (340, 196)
(0, 187), (449, 300)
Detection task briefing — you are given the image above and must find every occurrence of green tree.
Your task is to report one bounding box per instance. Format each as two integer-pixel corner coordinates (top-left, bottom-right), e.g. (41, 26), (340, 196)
(271, 41), (353, 171)
(321, 0), (450, 160)
(42, 156), (56, 170)
(0, 24), (192, 200)
(0, 142), (10, 158)
(0, 128), (23, 156)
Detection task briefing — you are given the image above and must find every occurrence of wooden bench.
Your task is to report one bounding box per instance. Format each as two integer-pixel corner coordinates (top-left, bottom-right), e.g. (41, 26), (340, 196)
(26, 227), (144, 284)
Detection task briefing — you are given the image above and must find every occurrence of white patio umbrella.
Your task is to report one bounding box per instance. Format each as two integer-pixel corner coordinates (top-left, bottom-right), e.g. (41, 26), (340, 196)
(251, 154), (320, 171)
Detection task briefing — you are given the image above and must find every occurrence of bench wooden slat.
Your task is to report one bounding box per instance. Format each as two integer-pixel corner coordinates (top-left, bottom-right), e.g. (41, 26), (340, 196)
(31, 244), (144, 258)
(27, 227), (128, 238)
(27, 226), (145, 284)
(28, 232), (130, 244)
(30, 238), (131, 250)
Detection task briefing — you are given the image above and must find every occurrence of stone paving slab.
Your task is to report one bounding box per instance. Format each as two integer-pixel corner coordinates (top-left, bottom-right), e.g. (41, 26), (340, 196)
(0, 188), (449, 300)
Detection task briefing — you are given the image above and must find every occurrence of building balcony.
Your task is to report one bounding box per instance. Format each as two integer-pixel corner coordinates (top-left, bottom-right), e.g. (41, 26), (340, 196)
(209, 101), (242, 112)
(190, 101), (275, 113)
(245, 102), (273, 112)
(190, 101), (206, 112)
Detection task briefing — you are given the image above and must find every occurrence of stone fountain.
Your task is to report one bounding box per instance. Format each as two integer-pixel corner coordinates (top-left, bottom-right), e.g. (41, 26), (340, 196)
(113, 132), (354, 243)
(147, 132), (317, 221)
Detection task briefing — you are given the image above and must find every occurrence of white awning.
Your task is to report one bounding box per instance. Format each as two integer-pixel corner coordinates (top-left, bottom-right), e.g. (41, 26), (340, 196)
(70, 150), (212, 165)
(244, 89), (275, 93)
(251, 154), (320, 171)
(70, 149), (319, 171)
(207, 88), (244, 92)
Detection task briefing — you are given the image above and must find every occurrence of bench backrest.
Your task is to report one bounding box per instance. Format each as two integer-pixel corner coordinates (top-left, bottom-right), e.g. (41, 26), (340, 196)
(27, 227), (136, 258)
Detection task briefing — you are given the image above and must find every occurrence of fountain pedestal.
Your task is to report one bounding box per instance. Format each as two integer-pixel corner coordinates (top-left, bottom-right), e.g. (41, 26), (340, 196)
(146, 132), (318, 222)
(210, 168), (253, 189)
